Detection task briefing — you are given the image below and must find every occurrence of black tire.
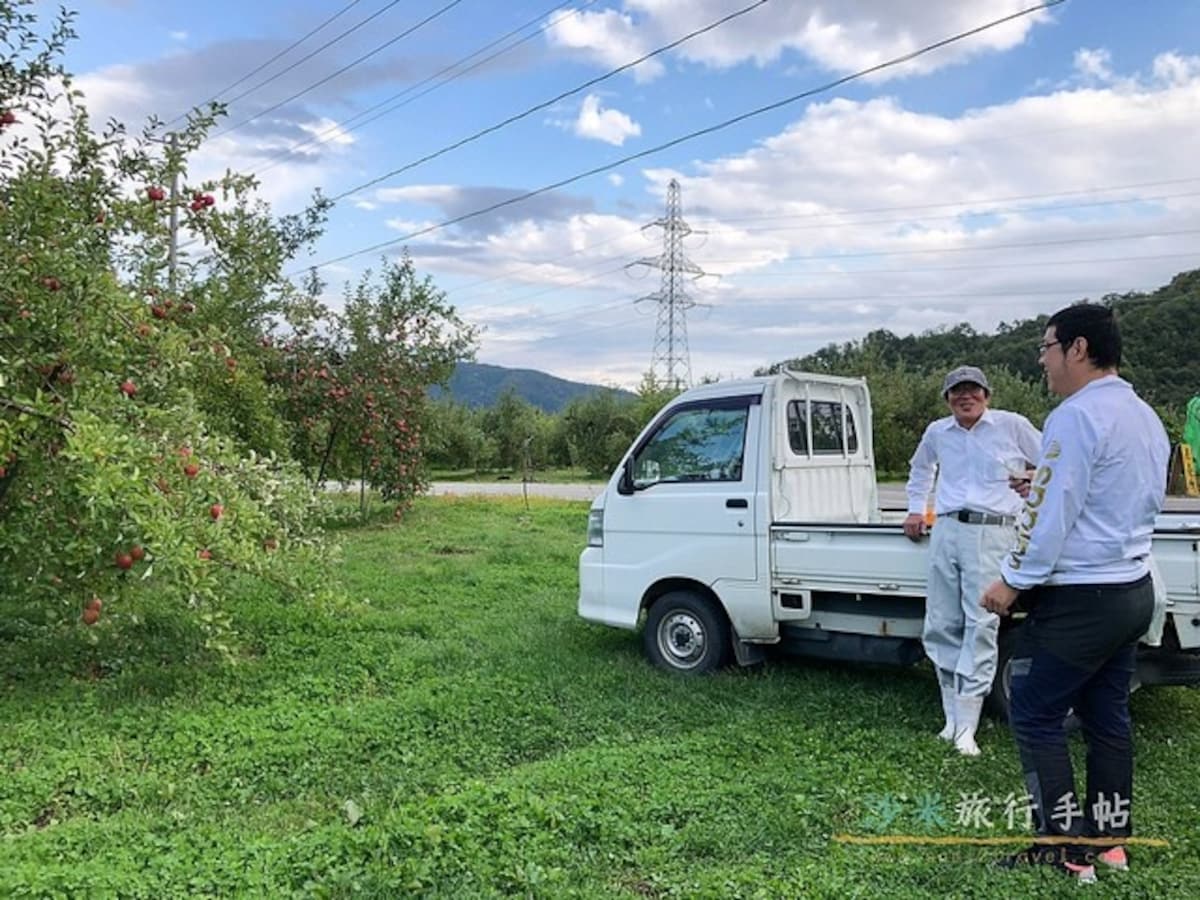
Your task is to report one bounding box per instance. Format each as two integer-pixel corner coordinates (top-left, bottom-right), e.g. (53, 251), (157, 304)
(986, 622), (1020, 722)
(987, 620), (1081, 732)
(643, 590), (730, 675)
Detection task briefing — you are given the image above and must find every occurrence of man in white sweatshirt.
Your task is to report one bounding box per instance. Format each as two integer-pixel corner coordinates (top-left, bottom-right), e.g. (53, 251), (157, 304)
(904, 366), (1041, 756)
(982, 303), (1168, 883)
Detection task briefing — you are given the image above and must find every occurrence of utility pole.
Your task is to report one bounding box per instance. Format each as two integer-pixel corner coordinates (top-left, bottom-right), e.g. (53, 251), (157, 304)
(166, 132), (179, 294)
(629, 179), (708, 391)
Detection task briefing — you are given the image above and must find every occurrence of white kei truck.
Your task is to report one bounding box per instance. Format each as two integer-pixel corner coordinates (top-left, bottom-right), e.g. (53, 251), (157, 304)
(578, 371), (1200, 719)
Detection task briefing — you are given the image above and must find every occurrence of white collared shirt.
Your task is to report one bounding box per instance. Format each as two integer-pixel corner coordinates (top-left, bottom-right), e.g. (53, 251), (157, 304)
(906, 408), (1043, 517)
(1000, 375), (1169, 588)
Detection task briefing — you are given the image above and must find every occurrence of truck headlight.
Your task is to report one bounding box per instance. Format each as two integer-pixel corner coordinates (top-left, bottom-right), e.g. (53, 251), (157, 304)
(587, 508), (604, 547)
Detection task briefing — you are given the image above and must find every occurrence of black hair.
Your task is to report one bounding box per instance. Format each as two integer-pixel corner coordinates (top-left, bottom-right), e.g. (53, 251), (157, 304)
(1046, 302), (1121, 369)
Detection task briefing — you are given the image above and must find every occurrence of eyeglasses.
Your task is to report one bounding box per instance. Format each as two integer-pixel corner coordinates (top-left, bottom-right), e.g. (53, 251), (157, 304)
(1036, 340), (1063, 356)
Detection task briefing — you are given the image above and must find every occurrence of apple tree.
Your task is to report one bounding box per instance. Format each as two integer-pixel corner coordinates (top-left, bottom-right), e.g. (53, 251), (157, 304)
(267, 255), (477, 517)
(0, 2), (332, 654)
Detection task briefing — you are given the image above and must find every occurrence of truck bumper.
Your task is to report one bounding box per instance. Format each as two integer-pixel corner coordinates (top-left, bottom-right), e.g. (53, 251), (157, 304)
(579, 547), (631, 629)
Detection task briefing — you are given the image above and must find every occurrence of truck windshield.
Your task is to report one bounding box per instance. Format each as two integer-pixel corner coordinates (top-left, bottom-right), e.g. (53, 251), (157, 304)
(633, 405), (749, 487)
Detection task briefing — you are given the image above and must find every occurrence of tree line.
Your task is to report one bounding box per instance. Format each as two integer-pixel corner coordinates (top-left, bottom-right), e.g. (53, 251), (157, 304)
(429, 267), (1197, 481)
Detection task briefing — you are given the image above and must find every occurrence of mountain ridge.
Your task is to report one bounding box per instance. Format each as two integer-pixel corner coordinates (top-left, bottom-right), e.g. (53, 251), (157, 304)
(433, 361), (634, 413)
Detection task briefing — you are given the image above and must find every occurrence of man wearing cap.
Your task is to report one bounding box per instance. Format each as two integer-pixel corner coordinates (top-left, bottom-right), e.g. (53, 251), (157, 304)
(904, 365), (1042, 756)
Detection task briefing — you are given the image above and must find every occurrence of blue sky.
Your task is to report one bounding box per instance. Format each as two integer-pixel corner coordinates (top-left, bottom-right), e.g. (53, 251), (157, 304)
(48, 0), (1200, 387)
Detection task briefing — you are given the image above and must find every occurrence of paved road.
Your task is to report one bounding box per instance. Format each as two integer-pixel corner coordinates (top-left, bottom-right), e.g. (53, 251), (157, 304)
(425, 480), (1200, 513)
(427, 481), (601, 501)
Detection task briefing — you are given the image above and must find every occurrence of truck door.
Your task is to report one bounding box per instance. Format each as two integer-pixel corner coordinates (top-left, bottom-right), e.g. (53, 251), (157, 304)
(603, 394), (760, 599)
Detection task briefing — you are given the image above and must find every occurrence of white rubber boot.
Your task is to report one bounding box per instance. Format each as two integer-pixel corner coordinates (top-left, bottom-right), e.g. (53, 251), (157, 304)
(938, 683), (956, 741)
(953, 694), (984, 757)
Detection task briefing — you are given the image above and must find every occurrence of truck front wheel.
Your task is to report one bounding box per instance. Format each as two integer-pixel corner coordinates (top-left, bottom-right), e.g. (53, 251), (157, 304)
(643, 590), (730, 674)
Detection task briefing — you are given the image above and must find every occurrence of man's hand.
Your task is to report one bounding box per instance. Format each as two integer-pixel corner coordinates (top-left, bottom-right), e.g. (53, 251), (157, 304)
(1008, 466), (1035, 499)
(981, 579), (1020, 616)
(902, 513), (927, 542)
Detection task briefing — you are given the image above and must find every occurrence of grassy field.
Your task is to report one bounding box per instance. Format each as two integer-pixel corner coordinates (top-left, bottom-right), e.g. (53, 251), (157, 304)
(1, 497), (1198, 897)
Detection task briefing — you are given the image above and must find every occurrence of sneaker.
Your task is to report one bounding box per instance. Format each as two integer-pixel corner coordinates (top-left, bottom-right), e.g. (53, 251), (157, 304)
(996, 844), (1098, 884)
(1096, 845), (1128, 871)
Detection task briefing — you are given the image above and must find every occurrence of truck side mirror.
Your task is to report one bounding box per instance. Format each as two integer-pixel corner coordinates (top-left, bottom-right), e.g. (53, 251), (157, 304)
(617, 457), (635, 495)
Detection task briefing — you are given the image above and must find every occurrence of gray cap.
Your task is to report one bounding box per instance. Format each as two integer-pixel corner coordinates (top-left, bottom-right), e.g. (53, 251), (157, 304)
(942, 365), (990, 397)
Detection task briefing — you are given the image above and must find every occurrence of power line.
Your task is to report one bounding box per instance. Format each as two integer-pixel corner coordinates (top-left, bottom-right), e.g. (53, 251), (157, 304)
(708, 179), (1200, 227)
(506, 280), (1154, 348)
(251, 0), (599, 178)
(433, 178), (1200, 302)
(443, 186), (1200, 305)
(296, 0), (1067, 274)
(156, 0), (366, 132)
(449, 247), (1197, 325)
(213, 0), (468, 140)
(715, 251), (1200, 278)
(206, 1), (405, 124)
(724, 227), (1200, 262)
(327, 0), (773, 203)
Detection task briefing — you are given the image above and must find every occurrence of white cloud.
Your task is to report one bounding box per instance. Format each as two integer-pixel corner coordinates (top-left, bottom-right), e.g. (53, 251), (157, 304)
(416, 52), (1200, 386)
(1074, 47), (1113, 83)
(546, 8), (664, 83)
(1154, 51), (1200, 86)
(573, 94), (641, 145)
(169, 30), (188, 43)
(547, 1), (1053, 84)
(608, 173), (625, 186)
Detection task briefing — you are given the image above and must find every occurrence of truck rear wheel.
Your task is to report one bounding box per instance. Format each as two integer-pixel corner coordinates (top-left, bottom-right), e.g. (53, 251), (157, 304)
(986, 623), (1019, 723)
(643, 590), (730, 674)
(988, 621), (1084, 731)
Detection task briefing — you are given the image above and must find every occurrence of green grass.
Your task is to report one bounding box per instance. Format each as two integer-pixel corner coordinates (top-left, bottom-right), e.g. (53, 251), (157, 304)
(1, 497), (1198, 897)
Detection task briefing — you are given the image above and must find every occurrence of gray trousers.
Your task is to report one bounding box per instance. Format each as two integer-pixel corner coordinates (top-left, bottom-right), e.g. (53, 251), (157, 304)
(923, 517), (1008, 696)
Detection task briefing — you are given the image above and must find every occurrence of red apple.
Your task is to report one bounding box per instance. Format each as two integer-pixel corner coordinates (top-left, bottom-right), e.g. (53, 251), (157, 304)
(87, 596), (103, 613)
(114, 552), (133, 570)
(147, 186), (166, 202)
(130, 545), (146, 562)
(41, 276), (61, 292)
(198, 548), (212, 560)
(0, 110), (17, 126)
(183, 462), (200, 479)
(82, 607), (100, 626)
(119, 379), (137, 397)
(209, 503), (224, 521)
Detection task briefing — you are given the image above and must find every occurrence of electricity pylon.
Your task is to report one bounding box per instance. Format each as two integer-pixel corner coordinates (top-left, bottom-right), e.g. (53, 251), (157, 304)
(629, 178), (708, 390)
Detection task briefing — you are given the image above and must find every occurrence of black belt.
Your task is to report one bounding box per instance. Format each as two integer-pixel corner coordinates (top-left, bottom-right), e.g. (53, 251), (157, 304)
(942, 510), (1015, 526)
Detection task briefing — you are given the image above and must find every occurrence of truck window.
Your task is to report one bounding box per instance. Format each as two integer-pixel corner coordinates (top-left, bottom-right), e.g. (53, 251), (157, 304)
(633, 405), (749, 487)
(787, 400), (858, 456)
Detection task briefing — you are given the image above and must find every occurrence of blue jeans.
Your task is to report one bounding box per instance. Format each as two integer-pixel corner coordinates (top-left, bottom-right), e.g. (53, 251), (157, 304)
(1008, 576), (1153, 851)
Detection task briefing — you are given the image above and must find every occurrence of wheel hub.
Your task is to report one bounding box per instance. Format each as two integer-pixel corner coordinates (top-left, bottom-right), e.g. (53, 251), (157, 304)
(660, 611), (705, 668)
